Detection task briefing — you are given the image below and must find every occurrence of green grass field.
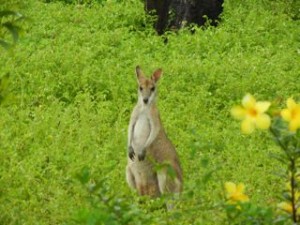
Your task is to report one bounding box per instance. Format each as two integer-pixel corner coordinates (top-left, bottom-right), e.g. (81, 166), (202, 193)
(0, 0), (299, 224)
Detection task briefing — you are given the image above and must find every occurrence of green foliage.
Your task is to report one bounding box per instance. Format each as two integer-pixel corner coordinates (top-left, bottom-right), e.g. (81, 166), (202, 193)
(74, 167), (154, 225)
(225, 202), (286, 225)
(41, 0), (118, 5)
(0, 73), (10, 103)
(0, 0), (299, 224)
(0, 1), (26, 49)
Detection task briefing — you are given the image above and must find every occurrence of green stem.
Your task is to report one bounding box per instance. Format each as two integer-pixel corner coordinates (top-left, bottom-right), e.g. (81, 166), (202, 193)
(290, 158), (297, 223)
(269, 126), (298, 222)
(269, 127), (290, 158)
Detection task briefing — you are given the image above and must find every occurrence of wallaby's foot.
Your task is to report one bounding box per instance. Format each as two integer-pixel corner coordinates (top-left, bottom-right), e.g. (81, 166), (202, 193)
(128, 146), (135, 161)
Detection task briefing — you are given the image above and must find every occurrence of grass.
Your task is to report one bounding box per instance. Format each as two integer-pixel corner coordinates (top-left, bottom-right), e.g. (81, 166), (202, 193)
(0, 0), (299, 224)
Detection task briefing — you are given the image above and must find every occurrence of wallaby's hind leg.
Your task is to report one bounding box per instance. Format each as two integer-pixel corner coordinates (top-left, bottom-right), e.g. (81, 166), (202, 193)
(157, 168), (182, 210)
(157, 169), (167, 194)
(126, 165), (136, 190)
(157, 168), (182, 194)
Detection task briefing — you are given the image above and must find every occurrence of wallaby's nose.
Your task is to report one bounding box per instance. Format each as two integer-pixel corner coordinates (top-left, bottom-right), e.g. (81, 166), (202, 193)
(143, 98), (148, 104)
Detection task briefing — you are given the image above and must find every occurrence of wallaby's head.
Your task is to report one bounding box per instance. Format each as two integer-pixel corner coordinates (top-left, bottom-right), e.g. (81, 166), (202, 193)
(135, 66), (162, 106)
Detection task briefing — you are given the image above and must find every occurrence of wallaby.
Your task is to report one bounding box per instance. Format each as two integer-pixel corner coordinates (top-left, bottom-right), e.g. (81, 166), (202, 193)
(126, 66), (183, 199)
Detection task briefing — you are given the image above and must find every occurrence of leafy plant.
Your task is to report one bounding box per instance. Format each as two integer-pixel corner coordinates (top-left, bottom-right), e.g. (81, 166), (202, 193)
(230, 95), (300, 224)
(74, 167), (155, 225)
(41, 0), (108, 5)
(0, 9), (25, 49)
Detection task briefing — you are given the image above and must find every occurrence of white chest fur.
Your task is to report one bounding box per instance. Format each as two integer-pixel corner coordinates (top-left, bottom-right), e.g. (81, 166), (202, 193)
(132, 111), (150, 152)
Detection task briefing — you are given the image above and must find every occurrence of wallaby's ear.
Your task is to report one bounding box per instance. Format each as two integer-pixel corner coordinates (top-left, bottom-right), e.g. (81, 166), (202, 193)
(135, 66), (145, 83)
(152, 68), (162, 83)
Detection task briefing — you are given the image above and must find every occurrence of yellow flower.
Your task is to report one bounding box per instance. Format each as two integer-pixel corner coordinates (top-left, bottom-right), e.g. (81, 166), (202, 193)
(278, 201), (300, 215)
(281, 98), (300, 131)
(278, 202), (293, 213)
(231, 94), (271, 134)
(224, 182), (249, 204)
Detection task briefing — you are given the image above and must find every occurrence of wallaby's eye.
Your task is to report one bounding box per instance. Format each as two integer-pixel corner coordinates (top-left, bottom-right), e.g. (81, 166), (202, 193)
(139, 86), (143, 91)
(151, 87), (155, 92)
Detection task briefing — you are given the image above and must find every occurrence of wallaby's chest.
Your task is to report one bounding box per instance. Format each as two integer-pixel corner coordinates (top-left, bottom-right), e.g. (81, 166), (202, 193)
(132, 112), (150, 148)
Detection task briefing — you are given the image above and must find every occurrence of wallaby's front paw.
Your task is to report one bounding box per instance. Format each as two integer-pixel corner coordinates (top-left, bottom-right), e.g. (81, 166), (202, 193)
(138, 152), (146, 161)
(128, 146), (135, 161)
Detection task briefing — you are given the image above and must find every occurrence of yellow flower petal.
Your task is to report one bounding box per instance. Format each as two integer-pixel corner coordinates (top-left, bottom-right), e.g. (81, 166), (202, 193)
(231, 106), (246, 120)
(255, 101), (271, 113)
(287, 98), (297, 109)
(256, 114), (271, 129)
(281, 98), (300, 131)
(236, 183), (245, 193)
(242, 94), (256, 109)
(224, 182), (249, 203)
(289, 119), (300, 131)
(241, 119), (255, 134)
(232, 94), (273, 133)
(225, 182), (236, 194)
(238, 194), (249, 202)
(281, 108), (292, 121)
